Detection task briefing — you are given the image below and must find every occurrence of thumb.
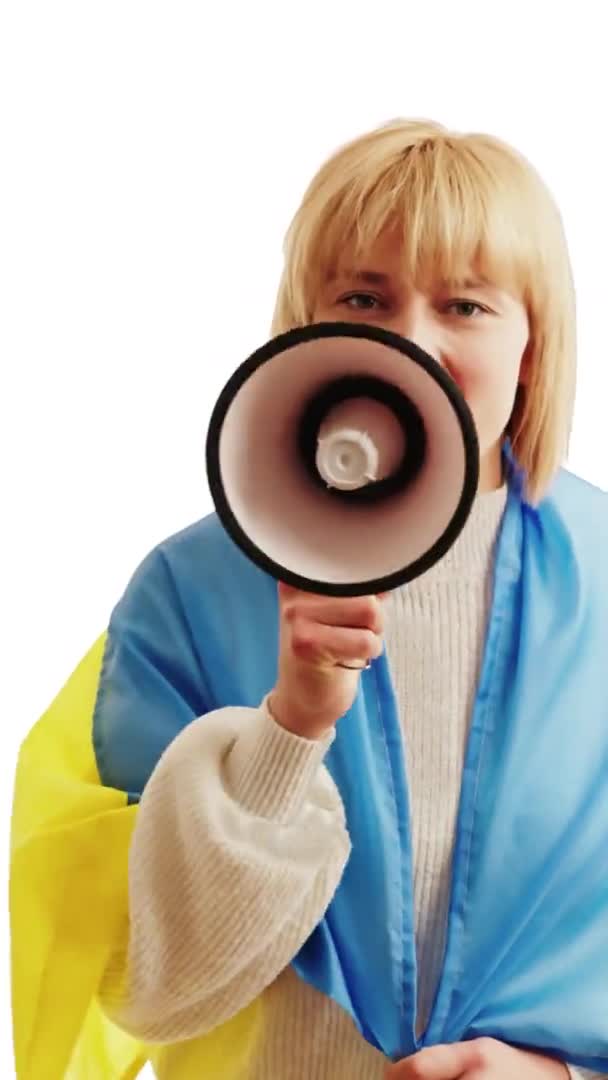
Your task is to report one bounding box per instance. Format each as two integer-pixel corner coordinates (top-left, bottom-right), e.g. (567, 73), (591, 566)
(385, 1040), (484, 1078)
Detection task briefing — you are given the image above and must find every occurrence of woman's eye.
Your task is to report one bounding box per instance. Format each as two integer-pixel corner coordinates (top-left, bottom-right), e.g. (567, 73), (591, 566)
(340, 292), (383, 311)
(445, 299), (486, 318)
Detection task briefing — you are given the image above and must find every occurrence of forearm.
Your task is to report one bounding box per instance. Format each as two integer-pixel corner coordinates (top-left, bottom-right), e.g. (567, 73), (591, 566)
(101, 701), (350, 1042)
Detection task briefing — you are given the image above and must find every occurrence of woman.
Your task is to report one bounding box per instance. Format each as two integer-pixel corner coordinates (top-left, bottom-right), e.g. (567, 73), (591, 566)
(11, 119), (608, 1079)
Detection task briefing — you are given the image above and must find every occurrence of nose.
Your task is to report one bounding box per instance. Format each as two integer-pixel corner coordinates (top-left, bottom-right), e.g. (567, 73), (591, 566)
(395, 310), (442, 365)
(397, 317), (440, 365)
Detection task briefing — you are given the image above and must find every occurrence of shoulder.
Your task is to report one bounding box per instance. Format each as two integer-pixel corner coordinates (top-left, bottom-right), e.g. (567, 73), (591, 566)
(138, 511), (237, 571)
(536, 468), (608, 534)
(527, 467), (608, 570)
(545, 467), (608, 516)
(116, 511), (275, 617)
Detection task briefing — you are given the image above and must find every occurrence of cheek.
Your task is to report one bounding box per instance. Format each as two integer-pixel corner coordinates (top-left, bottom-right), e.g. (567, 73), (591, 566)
(448, 341), (525, 408)
(444, 355), (485, 399)
(463, 369), (518, 420)
(445, 357), (520, 449)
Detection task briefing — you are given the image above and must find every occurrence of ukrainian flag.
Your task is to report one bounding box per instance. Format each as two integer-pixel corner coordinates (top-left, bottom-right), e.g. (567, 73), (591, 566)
(10, 634), (260, 1079)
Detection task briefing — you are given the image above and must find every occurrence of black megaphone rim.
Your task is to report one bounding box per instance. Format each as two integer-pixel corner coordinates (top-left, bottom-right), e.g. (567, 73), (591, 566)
(205, 321), (480, 597)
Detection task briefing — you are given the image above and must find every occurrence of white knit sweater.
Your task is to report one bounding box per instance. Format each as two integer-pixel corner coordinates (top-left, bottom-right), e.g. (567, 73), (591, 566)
(102, 487), (602, 1079)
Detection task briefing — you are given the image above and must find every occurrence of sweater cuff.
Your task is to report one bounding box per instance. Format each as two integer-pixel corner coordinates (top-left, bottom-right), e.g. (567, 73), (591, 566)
(224, 696), (336, 824)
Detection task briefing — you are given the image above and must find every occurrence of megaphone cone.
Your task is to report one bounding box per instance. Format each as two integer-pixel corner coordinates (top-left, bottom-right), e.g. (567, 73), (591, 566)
(206, 322), (479, 597)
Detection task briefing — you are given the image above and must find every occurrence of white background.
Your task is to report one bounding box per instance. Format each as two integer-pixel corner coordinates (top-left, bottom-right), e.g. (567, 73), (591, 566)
(2, 2), (607, 1074)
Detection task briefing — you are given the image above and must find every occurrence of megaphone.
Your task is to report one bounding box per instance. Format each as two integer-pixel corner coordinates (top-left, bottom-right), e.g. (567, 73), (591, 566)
(206, 322), (479, 597)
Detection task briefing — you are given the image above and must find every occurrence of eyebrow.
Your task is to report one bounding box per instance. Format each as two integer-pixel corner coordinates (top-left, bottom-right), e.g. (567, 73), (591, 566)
(328, 269), (392, 286)
(451, 276), (492, 290)
(328, 268), (493, 290)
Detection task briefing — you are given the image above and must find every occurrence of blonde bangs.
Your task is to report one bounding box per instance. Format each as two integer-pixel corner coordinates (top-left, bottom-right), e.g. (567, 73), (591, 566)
(272, 121), (577, 502)
(281, 133), (559, 324)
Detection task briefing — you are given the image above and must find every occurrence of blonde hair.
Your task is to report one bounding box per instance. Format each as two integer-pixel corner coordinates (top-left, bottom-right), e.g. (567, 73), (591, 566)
(271, 119), (577, 503)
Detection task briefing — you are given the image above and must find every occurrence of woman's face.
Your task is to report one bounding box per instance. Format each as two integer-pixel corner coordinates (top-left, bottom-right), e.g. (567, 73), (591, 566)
(312, 233), (530, 492)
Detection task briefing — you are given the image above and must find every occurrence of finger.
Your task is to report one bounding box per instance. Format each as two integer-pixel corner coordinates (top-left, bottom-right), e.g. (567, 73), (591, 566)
(386, 1040), (484, 1078)
(290, 618), (383, 667)
(285, 594), (385, 635)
